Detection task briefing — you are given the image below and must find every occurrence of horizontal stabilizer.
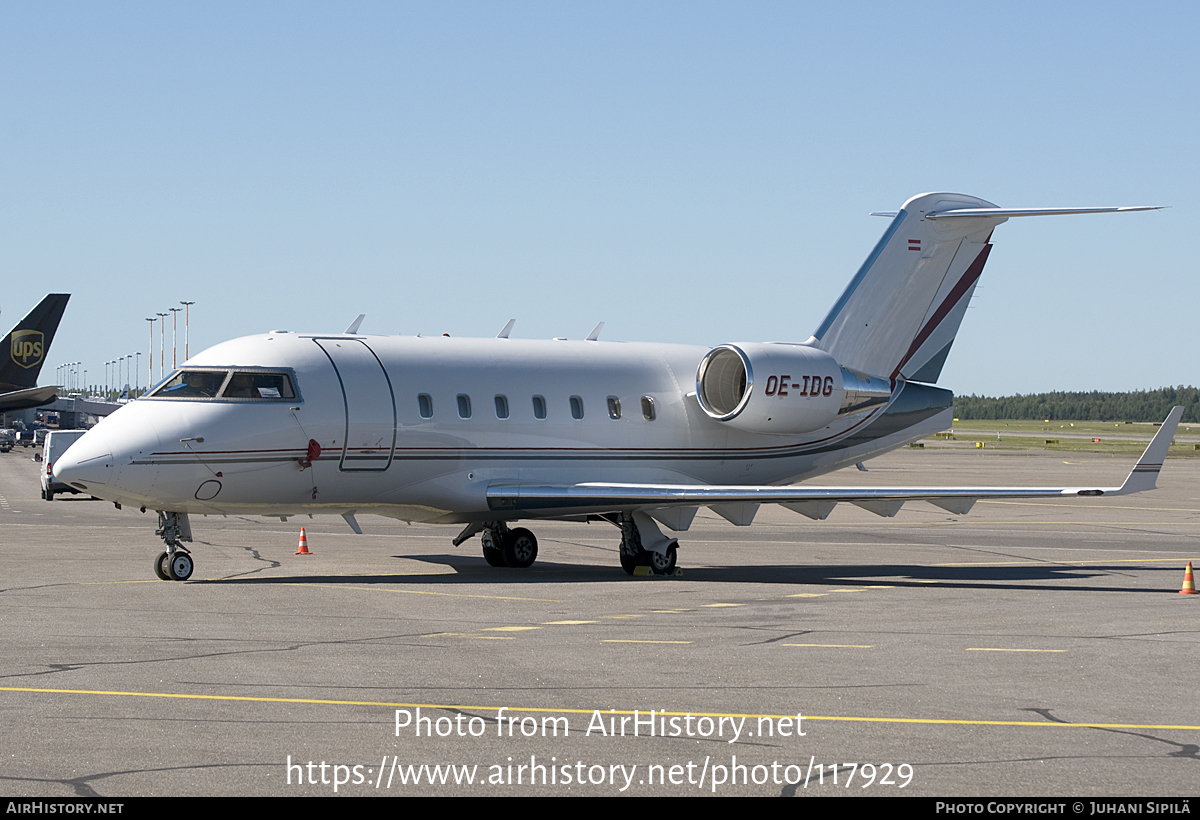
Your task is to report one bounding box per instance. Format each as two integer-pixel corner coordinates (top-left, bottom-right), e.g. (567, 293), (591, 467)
(926, 205), (1162, 220)
(0, 384), (62, 411)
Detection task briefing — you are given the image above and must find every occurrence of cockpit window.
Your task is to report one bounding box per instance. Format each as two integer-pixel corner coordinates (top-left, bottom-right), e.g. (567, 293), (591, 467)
(221, 372), (296, 400)
(147, 369), (298, 401)
(150, 370), (229, 398)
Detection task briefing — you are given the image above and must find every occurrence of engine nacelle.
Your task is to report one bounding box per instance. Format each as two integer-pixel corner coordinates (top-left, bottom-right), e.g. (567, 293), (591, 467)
(695, 343), (891, 435)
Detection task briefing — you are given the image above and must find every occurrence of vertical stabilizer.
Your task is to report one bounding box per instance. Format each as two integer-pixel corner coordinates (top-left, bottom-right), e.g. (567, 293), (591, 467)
(809, 193), (1007, 382)
(0, 294), (70, 390)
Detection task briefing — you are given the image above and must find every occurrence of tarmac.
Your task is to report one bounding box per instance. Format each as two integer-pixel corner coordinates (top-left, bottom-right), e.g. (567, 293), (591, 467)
(1, 444), (1197, 796)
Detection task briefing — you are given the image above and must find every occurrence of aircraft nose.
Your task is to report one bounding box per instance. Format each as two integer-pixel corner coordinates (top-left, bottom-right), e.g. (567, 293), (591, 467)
(53, 429), (114, 492)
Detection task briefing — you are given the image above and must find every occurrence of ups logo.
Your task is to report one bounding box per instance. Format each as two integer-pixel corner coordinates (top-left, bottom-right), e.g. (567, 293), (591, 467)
(11, 329), (44, 369)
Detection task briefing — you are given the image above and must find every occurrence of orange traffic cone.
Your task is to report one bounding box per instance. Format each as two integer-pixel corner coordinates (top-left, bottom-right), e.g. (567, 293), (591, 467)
(296, 527), (311, 555)
(1180, 561), (1197, 595)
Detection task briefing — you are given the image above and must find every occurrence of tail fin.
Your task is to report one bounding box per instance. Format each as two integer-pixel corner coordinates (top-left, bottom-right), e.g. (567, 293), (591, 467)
(0, 294), (70, 390)
(809, 193), (1003, 383)
(809, 194), (1161, 383)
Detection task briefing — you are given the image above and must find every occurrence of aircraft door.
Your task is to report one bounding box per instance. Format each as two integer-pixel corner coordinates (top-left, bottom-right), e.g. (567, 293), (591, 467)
(314, 339), (397, 471)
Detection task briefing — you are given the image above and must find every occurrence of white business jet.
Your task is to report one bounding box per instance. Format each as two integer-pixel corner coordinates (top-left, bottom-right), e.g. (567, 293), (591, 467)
(54, 193), (1175, 582)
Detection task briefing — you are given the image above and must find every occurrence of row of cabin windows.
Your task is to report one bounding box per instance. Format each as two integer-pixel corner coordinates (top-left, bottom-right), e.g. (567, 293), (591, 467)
(417, 393), (657, 422)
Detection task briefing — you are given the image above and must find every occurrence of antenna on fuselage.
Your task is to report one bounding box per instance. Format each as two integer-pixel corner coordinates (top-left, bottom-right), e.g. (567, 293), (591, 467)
(496, 319), (516, 339)
(344, 314), (365, 334)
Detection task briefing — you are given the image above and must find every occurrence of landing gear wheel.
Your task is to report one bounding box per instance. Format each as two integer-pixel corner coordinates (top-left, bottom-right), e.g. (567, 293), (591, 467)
(620, 549), (640, 575)
(167, 551), (194, 581)
(481, 528), (507, 567)
(502, 527), (538, 569)
(154, 551), (171, 581)
(648, 544), (678, 576)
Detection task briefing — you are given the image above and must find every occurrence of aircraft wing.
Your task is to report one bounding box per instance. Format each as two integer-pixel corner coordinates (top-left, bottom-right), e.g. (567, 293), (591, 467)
(0, 385), (62, 412)
(488, 407), (1183, 523)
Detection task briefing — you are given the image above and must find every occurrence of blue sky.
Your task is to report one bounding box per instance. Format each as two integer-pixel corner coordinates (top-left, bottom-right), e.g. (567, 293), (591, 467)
(1, 2), (1194, 396)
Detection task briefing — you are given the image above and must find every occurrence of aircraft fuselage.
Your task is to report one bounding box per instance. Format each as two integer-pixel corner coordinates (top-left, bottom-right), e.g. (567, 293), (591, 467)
(57, 331), (950, 524)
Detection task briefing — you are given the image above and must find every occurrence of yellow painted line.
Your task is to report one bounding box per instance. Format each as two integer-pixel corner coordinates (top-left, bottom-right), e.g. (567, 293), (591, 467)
(648, 609), (693, 613)
(967, 648), (1067, 653)
(484, 626), (540, 632)
(425, 633), (516, 640)
(541, 620), (597, 625)
(786, 593), (828, 598)
(603, 614), (644, 619)
(936, 557), (1192, 567)
(3, 687), (1194, 731)
(273, 583), (562, 602)
(600, 640), (692, 644)
(701, 603), (744, 608)
(830, 588), (867, 593)
(783, 643), (873, 649)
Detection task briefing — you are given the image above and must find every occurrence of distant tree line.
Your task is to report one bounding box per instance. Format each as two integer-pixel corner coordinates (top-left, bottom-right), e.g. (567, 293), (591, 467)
(952, 387), (1200, 423)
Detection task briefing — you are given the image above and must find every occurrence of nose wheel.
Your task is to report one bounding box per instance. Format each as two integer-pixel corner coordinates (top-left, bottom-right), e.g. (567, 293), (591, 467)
(154, 549), (194, 581)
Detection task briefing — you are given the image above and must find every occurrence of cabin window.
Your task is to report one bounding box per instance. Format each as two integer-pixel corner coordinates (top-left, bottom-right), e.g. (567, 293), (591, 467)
(570, 395), (584, 420)
(607, 396), (621, 419)
(641, 396), (656, 420)
(532, 395), (547, 420)
(418, 394), (433, 419)
(457, 394), (472, 419)
(220, 371), (296, 400)
(494, 395), (509, 419)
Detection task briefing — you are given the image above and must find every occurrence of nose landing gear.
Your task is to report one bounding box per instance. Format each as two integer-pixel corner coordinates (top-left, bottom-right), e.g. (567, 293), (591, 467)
(154, 511), (194, 581)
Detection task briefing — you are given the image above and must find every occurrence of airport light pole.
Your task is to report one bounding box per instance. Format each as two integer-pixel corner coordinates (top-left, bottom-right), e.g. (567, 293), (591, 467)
(158, 313), (168, 380)
(146, 317), (156, 389)
(170, 307), (181, 369)
(135, 352), (140, 396)
(180, 301), (195, 361)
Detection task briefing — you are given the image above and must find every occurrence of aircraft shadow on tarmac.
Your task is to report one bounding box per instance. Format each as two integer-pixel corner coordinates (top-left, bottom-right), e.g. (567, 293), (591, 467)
(197, 553), (1183, 594)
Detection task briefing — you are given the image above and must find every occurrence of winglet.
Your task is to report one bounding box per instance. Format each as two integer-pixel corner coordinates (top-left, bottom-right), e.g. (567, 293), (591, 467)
(344, 314), (366, 334)
(1114, 406), (1183, 494)
(496, 319), (516, 339)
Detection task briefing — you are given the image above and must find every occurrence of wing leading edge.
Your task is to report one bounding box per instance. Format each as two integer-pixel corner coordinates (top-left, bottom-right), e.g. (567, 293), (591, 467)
(488, 408), (1183, 525)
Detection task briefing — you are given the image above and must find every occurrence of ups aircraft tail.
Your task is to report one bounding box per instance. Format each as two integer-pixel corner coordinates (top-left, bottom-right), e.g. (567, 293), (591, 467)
(808, 193), (1160, 384)
(0, 294), (70, 394)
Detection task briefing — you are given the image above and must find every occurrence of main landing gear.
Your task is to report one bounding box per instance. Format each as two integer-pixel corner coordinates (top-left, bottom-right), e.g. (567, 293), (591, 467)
(477, 522), (539, 569)
(154, 511), (194, 581)
(617, 511), (678, 576)
(461, 512), (679, 575)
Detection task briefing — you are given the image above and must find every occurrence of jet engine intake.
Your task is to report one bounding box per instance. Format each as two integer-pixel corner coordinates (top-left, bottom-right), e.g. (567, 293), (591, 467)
(696, 343), (845, 435)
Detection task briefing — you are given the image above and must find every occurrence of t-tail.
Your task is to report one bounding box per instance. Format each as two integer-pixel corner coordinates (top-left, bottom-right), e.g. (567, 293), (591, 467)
(0, 294), (70, 392)
(807, 193), (1160, 384)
